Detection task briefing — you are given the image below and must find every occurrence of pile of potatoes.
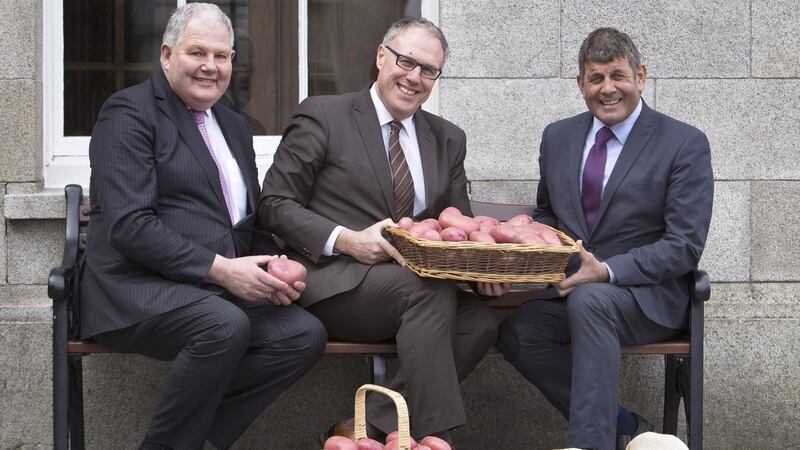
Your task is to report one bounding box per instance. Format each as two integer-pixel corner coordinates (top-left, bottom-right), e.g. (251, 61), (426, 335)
(397, 207), (563, 246)
(324, 431), (452, 450)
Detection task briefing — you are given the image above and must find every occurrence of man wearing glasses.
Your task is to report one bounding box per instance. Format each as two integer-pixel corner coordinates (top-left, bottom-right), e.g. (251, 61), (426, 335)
(259, 17), (506, 446)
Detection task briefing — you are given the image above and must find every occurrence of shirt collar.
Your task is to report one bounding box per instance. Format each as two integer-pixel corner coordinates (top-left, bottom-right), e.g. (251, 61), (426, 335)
(591, 98), (643, 145)
(370, 84), (415, 130)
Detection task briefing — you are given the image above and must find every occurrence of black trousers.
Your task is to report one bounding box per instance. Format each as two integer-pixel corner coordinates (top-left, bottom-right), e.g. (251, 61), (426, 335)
(308, 262), (498, 438)
(94, 295), (327, 450)
(496, 283), (684, 450)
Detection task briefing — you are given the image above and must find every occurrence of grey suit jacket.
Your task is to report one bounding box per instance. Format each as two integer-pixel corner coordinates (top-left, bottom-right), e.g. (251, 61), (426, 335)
(535, 101), (713, 329)
(79, 71), (270, 339)
(258, 87), (471, 307)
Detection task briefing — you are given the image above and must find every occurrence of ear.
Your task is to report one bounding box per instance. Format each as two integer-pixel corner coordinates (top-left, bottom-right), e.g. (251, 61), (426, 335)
(636, 64), (648, 93)
(160, 44), (172, 70)
(576, 75), (585, 99)
(376, 44), (385, 71)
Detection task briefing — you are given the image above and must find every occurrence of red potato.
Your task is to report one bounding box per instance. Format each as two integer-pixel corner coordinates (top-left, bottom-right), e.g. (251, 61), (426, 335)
(506, 214), (534, 226)
(473, 215), (501, 227)
(421, 229), (443, 241)
(489, 224), (518, 243)
(356, 438), (385, 450)
(478, 223), (494, 233)
(419, 436), (452, 450)
(420, 218), (442, 232)
(267, 258), (307, 285)
(416, 447), (432, 450)
(469, 230), (496, 243)
(440, 226), (468, 242)
(514, 230), (547, 245)
(527, 223), (562, 246)
(398, 217), (414, 230)
(438, 207), (480, 234)
(409, 222), (436, 238)
(324, 436), (358, 450)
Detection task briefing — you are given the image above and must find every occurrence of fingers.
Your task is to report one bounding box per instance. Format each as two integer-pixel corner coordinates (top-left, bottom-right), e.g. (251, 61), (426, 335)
(379, 239), (405, 266)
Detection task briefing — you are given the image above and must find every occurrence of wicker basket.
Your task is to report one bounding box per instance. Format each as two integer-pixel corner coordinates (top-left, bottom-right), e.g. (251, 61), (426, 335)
(386, 225), (579, 283)
(355, 384), (411, 449)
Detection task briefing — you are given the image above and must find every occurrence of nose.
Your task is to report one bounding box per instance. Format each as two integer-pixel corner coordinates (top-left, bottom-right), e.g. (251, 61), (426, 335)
(599, 77), (615, 94)
(405, 65), (422, 83)
(200, 55), (218, 72)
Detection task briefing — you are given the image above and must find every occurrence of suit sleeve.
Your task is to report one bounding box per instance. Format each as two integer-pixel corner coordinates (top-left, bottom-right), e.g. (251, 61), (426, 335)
(533, 125), (559, 227)
(258, 97), (340, 263)
(604, 130), (713, 285)
(446, 127), (472, 216)
(90, 93), (216, 282)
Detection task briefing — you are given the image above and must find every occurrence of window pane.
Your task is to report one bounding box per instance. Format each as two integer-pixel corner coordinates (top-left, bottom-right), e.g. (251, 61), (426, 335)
(124, 1), (175, 63)
(198, 0), (299, 135)
(308, 0), (419, 96)
(64, 71), (116, 136)
(64, 0), (115, 64)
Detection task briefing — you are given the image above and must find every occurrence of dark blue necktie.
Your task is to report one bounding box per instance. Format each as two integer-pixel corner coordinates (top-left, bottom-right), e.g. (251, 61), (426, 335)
(581, 127), (615, 233)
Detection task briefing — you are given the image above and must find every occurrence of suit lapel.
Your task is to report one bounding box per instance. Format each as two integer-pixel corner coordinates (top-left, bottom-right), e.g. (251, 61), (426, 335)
(414, 112), (437, 220)
(213, 105), (258, 214)
(353, 89), (395, 216)
(152, 72), (230, 216)
(594, 103), (656, 231)
(568, 113), (594, 239)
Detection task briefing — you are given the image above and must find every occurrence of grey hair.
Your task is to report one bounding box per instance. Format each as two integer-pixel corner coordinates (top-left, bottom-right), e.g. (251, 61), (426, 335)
(163, 3), (234, 48)
(382, 17), (449, 65)
(578, 27), (642, 76)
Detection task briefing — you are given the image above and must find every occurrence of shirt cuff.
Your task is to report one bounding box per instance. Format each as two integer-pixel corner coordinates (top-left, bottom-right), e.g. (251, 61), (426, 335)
(322, 225), (344, 256)
(604, 262), (616, 284)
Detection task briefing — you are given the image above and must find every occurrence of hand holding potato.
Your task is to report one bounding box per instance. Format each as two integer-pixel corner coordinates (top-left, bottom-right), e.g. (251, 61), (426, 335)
(205, 254), (304, 305)
(552, 240), (609, 297)
(334, 219), (405, 266)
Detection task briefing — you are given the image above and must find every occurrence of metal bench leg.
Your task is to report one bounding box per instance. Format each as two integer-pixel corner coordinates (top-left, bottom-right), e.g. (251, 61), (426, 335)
(368, 355), (388, 386)
(68, 354), (86, 450)
(688, 351), (703, 450)
(662, 354), (682, 435)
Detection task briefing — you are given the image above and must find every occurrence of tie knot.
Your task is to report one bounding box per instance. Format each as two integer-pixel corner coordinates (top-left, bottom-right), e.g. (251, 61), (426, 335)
(390, 120), (402, 135)
(595, 126), (614, 145)
(191, 109), (206, 125)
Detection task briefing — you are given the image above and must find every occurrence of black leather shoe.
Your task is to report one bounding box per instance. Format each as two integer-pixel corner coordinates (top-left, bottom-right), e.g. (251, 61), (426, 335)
(616, 412), (654, 450)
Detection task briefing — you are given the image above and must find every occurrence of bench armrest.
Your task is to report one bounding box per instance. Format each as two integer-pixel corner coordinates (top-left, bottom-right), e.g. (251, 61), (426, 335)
(47, 184), (83, 302)
(690, 269), (711, 304)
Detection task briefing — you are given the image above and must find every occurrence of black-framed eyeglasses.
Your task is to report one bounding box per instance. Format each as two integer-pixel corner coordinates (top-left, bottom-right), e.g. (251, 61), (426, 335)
(384, 46), (442, 80)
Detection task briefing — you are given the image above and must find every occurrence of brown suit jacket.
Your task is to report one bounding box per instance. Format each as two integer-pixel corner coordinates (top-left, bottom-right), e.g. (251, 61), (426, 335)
(258, 87), (471, 307)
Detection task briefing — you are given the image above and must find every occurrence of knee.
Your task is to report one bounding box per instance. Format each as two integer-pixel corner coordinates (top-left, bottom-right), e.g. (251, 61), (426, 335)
(496, 315), (524, 363)
(190, 306), (251, 358)
(567, 284), (611, 322)
(281, 309), (328, 360)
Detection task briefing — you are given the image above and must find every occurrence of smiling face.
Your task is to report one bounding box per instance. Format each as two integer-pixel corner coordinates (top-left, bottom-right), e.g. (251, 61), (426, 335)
(374, 26), (444, 120)
(577, 56), (646, 127)
(161, 15), (234, 111)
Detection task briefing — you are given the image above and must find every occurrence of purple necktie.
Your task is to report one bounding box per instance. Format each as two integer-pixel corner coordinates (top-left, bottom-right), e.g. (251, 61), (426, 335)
(192, 109), (235, 223)
(581, 126), (615, 233)
(389, 121), (415, 219)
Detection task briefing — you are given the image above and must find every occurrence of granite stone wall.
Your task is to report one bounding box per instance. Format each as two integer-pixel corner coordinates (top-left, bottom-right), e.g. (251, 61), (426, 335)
(1, 1), (798, 448)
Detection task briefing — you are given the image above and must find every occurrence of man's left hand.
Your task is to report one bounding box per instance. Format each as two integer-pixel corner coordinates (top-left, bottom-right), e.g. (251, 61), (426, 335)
(476, 282), (512, 297)
(553, 240), (609, 297)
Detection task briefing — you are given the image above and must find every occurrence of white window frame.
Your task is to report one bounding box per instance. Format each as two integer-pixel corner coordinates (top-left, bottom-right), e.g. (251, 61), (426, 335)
(43, 0), (440, 188)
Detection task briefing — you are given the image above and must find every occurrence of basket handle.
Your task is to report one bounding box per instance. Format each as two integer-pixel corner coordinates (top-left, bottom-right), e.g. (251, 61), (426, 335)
(353, 383), (410, 449)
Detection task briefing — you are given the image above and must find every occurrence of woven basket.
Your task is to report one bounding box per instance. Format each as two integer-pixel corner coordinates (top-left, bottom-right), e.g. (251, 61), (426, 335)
(354, 384), (411, 449)
(386, 226), (579, 283)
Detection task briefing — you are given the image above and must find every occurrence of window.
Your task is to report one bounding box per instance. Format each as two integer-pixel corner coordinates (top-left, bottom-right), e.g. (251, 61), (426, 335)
(44, 0), (439, 187)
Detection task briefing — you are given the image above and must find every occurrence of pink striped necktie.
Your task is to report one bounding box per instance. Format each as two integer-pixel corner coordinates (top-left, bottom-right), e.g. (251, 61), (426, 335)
(388, 121), (415, 219)
(191, 109), (236, 223)
(581, 126), (615, 233)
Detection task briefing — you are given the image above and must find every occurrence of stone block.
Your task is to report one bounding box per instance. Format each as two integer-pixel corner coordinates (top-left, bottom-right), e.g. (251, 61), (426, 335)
(4, 190), (68, 220)
(1, 184), (5, 285)
(441, 78), (654, 181)
(751, 182), (800, 281)
(561, 0), (749, 78)
(704, 317), (800, 449)
(0, 322), (52, 448)
(0, 286), (49, 321)
(468, 180), (537, 205)
(6, 219), (64, 285)
(0, 0), (37, 79)
(752, 0), (800, 77)
(707, 283), (800, 319)
(0, 80), (41, 182)
(657, 79), (800, 181)
(440, 0), (560, 78)
(700, 181), (749, 283)
(6, 182), (41, 194)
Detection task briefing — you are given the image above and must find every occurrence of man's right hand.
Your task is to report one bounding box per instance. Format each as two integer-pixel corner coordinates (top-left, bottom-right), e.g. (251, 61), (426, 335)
(205, 254), (302, 304)
(334, 219), (405, 265)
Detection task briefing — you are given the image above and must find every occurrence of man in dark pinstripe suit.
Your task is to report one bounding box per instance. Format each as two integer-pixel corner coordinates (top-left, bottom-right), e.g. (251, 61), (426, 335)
(78, 4), (326, 449)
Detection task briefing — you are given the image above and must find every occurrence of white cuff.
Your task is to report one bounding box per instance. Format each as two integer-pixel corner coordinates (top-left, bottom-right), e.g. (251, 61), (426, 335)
(322, 225), (345, 256)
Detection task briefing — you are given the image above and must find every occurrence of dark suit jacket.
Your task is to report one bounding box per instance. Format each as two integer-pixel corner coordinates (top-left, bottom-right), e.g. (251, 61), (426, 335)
(259, 87), (471, 307)
(535, 101), (713, 329)
(79, 70), (270, 339)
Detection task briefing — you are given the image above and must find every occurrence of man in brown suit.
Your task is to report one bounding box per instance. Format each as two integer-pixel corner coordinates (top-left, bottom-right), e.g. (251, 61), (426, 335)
(259, 17), (507, 444)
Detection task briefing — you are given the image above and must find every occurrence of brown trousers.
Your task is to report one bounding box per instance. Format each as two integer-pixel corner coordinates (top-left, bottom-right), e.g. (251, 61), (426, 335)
(308, 262), (498, 438)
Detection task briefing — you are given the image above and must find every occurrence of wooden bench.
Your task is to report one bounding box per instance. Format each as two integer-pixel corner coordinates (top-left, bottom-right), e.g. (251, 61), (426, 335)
(49, 185), (710, 449)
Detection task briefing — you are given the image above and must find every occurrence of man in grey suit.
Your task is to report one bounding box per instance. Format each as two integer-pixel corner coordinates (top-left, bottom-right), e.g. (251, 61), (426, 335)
(79, 4), (326, 449)
(496, 28), (713, 450)
(259, 18), (506, 444)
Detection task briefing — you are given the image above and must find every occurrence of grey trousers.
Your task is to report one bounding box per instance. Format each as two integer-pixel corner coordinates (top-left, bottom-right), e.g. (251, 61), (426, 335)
(308, 262), (498, 438)
(94, 295), (327, 450)
(496, 283), (684, 450)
